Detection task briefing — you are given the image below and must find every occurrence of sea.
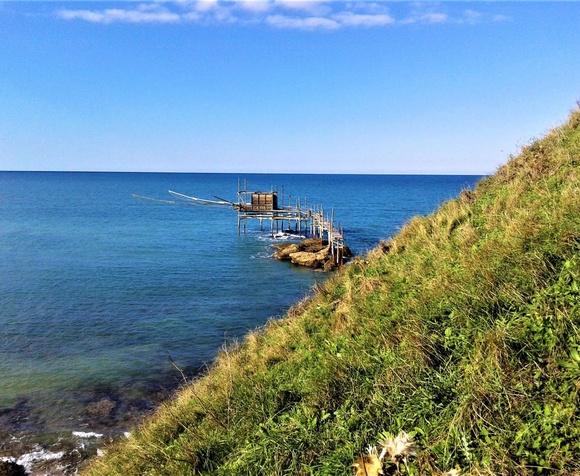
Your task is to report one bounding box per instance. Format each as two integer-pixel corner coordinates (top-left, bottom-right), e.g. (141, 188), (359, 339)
(0, 172), (482, 473)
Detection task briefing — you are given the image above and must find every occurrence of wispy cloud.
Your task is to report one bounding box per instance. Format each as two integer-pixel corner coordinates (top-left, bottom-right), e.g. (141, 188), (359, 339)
(59, 4), (182, 24)
(333, 11), (395, 27)
(55, 1), (508, 29)
(405, 12), (449, 25)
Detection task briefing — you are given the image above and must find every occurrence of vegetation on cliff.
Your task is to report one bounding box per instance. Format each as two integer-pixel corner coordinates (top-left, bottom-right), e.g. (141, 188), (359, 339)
(85, 106), (580, 475)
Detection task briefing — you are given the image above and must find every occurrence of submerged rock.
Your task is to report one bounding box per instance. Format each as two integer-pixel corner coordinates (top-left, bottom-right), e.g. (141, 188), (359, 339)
(0, 460), (26, 476)
(84, 398), (117, 427)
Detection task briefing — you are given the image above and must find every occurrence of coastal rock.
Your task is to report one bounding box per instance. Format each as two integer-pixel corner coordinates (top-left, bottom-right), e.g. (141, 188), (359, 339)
(0, 460), (26, 476)
(272, 238), (327, 260)
(273, 238), (352, 270)
(272, 242), (301, 260)
(289, 247), (330, 268)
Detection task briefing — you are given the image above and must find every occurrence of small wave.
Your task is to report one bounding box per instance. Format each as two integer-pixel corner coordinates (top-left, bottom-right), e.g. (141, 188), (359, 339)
(2, 447), (65, 472)
(257, 232), (306, 242)
(250, 251), (275, 260)
(73, 431), (104, 439)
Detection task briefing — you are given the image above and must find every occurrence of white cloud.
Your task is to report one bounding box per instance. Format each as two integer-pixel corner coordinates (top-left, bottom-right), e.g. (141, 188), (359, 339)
(348, 2), (391, 15)
(59, 9), (107, 23)
(237, 1), (273, 13)
(266, 14), (339, 30)
(58, 4), (181, 24)
(420, 12), (448, 24)
(192, 0), (219, 13)
(275, 1), (328, 13)
(333, 11), (394, 27)
(56, 1), (504, 29)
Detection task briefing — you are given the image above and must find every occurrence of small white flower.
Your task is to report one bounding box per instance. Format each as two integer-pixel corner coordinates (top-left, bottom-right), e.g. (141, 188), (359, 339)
(367, 444), (378, 456)
(378, 430), (417, 473)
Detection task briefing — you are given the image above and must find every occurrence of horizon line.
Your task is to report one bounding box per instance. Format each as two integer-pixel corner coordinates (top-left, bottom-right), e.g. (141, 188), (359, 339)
(0, 169), (488, 176)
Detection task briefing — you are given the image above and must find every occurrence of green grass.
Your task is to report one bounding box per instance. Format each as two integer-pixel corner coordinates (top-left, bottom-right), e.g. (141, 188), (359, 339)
(84, 106), (580, 475)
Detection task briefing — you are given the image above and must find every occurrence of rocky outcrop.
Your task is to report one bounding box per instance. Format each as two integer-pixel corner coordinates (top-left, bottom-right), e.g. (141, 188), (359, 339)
(0, 461), (26, 476)
(272, 238), (351, 271)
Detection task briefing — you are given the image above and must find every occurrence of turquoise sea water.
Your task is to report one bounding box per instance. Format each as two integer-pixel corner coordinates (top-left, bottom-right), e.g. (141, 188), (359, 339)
(0, 172), (481, 461)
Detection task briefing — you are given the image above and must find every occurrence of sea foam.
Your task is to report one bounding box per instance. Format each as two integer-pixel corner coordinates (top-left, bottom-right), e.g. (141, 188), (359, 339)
(72, 431), (104, 438)
(2, 448), (65, 472)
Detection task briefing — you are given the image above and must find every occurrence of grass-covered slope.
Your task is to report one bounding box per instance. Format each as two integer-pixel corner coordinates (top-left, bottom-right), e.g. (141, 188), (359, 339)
(85, 107), (580, 475)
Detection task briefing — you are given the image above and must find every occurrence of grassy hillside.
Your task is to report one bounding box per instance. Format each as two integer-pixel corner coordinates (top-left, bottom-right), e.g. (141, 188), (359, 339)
(85, 106), (580, 475)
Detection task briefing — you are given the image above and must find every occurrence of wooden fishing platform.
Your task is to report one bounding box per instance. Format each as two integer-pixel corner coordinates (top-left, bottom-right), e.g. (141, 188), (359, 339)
(235, 180), (346, 266)
(134, 179), (347, 266)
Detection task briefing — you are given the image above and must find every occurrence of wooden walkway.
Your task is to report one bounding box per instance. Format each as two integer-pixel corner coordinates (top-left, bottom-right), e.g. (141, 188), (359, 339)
(308, 207), (346, 266)
(235, 182), (346, 266)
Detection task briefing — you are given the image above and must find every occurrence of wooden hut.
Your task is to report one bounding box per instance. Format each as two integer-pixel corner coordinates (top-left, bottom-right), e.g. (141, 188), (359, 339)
(250, 192), (278, 211)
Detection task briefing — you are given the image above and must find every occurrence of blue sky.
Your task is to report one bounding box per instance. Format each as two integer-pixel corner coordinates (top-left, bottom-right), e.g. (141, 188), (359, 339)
(1, 1), (579, 174)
